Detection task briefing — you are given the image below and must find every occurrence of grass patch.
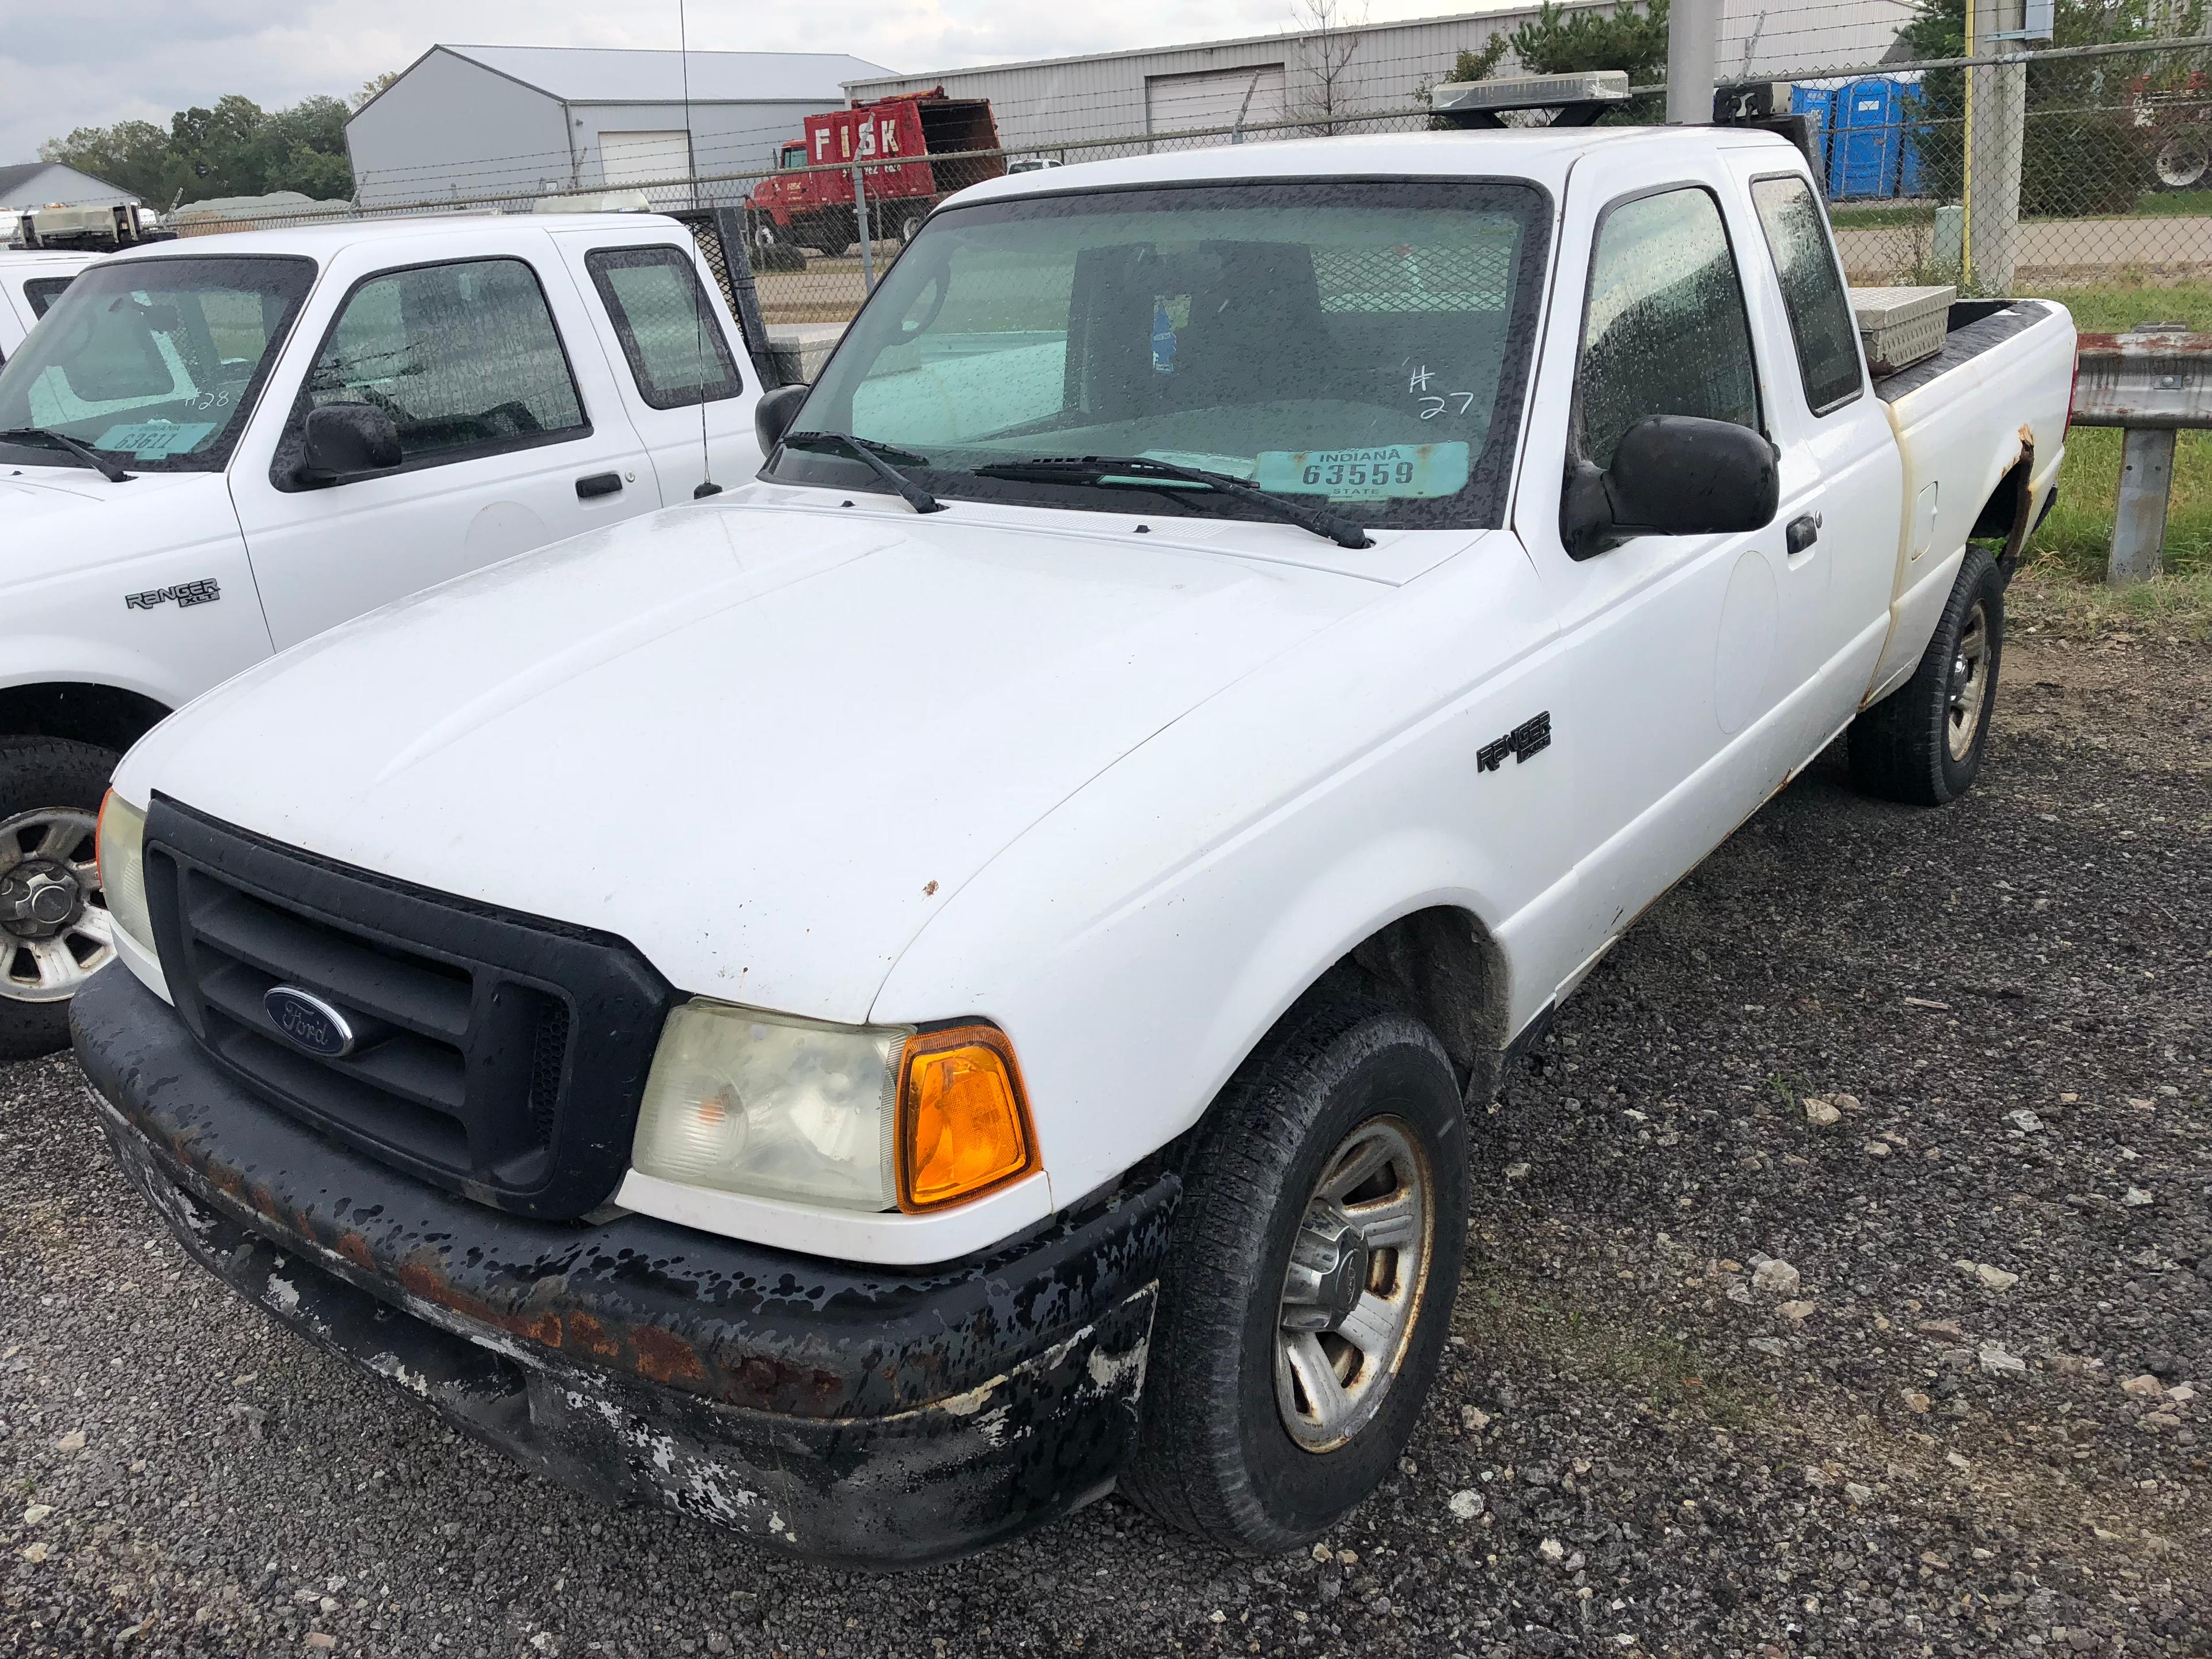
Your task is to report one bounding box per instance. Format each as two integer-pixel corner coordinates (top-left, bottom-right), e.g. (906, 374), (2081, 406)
(1830, 201), (1940, 231)
(2008, 554), (2212, 640)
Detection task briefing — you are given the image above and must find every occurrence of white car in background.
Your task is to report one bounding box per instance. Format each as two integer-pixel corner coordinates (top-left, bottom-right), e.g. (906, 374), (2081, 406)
(0, 212), (762, 1057)
(0, 249), (100, 364)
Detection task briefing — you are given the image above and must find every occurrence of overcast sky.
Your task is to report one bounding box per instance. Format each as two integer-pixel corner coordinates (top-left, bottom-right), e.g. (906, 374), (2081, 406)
(1, 0), (1522, 171)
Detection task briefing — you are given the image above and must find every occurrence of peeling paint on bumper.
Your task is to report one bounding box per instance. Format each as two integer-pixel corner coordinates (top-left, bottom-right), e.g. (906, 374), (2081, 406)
(73, 965), (1174, 1568)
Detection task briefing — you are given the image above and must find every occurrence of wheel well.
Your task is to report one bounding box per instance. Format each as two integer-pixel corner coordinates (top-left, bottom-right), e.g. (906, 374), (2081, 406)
(1343, 905), (1510, 1100)
(1969, 448), (2036, 566)
(0, 682), (171, 757)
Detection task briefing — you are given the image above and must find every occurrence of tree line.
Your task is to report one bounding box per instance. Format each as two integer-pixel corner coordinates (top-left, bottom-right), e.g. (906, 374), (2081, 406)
(38, 75), (395, 209)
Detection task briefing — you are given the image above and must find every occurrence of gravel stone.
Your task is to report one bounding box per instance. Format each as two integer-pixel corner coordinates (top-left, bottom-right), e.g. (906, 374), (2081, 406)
(1751, 1257), (1801, 1296)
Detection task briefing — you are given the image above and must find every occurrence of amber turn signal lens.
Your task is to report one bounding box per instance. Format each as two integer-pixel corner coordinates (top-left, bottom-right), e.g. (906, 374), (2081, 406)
(897, 1025), (1037, 1210)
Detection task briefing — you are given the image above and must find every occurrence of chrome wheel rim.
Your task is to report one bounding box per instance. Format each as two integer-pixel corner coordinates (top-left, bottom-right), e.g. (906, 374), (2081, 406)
(0, 807), (112, 1003)
(2158, 131), (2209, 190)
(1274, 1116), (1434, 1453)
(1945, 600), (1991, 763)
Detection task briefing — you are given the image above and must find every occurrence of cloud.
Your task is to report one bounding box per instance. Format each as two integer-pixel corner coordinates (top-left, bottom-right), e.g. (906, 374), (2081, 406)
(1, 0), (1494, 173)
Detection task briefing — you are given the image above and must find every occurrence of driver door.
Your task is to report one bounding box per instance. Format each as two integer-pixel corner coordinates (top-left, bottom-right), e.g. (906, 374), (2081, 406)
(1514, 146), (1819, 978)
(229, 244), (656, 652)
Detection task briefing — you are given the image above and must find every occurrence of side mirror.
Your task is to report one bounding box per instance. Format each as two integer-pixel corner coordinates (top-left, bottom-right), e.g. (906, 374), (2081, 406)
(300, 403), (401, 486)
(1562, 415), (1778, 559)
(754, 382), (809, 453)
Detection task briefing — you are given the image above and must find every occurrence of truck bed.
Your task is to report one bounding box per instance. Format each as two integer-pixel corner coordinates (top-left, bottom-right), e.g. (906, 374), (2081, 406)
(1861, 294), (2075, 706)
(1873, 299), (2058, 403)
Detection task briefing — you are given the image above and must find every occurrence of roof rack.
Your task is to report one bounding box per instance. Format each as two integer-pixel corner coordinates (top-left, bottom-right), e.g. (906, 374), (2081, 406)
(1428, 70), (1633, 130)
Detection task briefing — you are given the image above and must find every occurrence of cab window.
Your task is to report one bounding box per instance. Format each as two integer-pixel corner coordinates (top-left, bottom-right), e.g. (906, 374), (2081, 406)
(1574, 186), (1762, 470)
(290, 257), (588, 477)
(585, 245), (743, 410)
(1749, 174), (1863, 414)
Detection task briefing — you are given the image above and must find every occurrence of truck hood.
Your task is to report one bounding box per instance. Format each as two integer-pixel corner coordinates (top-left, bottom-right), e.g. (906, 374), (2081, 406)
(1, 469), (230, 567)
(122, 497), (1382, 1021)
(2, 467), (142, 514)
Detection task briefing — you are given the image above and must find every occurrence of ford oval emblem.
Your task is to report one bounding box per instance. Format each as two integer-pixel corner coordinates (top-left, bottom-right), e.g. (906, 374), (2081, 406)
(263, 986), (355, 1058)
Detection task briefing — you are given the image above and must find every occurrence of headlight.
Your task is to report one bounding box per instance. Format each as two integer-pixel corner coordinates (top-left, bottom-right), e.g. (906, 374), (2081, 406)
(95, 791), (154, 955)
(631, 1002), (1037, 1212)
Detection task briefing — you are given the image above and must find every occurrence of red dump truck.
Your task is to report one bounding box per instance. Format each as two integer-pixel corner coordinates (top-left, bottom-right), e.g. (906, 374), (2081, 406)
(749, 89), (1003, 256)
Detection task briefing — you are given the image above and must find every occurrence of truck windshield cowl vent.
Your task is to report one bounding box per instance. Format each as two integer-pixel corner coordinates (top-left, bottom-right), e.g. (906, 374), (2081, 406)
(139, 797), (675, 1220)
(1429, 71), (1633, 130)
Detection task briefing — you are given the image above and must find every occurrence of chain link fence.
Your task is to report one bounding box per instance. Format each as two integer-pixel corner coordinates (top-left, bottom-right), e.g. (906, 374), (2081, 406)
(163, 34), (2212, 324)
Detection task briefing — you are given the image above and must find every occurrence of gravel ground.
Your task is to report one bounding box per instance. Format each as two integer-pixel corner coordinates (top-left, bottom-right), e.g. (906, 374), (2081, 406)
(2, 631), (2208, 1659)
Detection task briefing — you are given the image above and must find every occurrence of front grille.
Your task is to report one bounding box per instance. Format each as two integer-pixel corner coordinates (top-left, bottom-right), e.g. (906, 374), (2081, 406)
(142, 797), (673, 1219)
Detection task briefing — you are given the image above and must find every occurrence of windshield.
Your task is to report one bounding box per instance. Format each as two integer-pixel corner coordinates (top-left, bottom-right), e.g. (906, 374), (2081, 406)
(766, 179), (1551, 532)
(0, 255), (315, 473)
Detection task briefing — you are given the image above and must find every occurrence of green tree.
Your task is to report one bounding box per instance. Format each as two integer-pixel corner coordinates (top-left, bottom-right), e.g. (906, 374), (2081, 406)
(37, 120), (171, 203)
(40, 90), (357, 207)
(1506, 0), (1672, 84)
(351, 71), (400, 110)
(1433, 0), (1671, 124)
(1900, 0), (2158, 214)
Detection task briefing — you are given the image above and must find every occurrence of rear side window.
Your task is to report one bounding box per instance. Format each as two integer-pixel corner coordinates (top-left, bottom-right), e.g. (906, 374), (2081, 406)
(1749, 175), (1863, 414)
(300, 257), (586, 468)
(584, 245), (742, 410)
(1575, 186), (1762, 470)
(24, 277), (75, 318)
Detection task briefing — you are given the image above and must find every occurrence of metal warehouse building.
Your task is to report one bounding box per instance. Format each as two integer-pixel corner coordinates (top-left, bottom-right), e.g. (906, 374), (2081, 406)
(843, 2), (1915, 154)
(346, 44), (892, 209)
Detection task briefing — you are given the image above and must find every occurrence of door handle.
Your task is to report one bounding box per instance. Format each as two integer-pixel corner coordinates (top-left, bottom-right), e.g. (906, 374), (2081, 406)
(575, 472), (623, 500)
(1786, 513), (1821, 554)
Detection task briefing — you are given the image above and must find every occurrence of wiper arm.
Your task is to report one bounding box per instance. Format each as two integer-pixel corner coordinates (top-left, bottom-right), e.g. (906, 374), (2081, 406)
(972, 455), (1373, 550)
(783, 430), (942, 514)
(0, 427), (134, 483)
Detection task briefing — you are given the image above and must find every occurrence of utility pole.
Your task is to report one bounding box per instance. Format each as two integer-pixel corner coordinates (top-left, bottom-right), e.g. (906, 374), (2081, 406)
(1666, 0), (1721, 124)
(1965, 0), (2030, 294)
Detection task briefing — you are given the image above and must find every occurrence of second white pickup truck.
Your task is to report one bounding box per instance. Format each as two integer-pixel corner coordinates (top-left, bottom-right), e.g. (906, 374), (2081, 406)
(77, 118), (2074, 1565)
(0, 248), (99, 363)
(0, 213), (762, 1055)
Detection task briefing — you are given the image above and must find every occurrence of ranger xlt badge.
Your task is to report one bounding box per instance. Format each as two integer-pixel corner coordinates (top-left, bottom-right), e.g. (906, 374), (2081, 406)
(1479, 712), (1551, 773)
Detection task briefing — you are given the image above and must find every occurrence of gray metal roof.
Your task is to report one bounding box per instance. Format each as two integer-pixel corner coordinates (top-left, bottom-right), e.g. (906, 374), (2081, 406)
(438, 44), (893, 105)
(0, 164), (50, 202)
(0, 161), (137, 209)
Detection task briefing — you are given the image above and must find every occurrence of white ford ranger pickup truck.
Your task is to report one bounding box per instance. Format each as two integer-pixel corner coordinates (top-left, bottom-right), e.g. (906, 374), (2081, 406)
(74, 124), (2075, 1566)
(0, 214), (762, 1056)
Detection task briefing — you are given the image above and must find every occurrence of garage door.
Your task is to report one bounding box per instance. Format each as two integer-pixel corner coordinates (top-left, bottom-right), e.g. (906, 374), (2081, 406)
(600, 130), (692, 188)
(1145, 65), (1288, 140)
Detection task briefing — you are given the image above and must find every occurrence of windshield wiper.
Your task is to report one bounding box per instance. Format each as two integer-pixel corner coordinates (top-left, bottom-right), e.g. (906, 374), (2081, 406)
(0, 427), (135, 483)
(783, 431), (942, 514)
(972, 455), (1373, 550)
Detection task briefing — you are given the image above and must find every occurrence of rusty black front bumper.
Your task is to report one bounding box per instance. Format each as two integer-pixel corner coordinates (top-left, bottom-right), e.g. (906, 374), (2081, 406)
(73, 965), (1175, 1568)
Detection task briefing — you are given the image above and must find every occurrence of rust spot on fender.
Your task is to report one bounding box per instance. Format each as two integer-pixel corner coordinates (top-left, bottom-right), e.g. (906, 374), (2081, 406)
(336, 1232), (376, 1271)
(565, 1310), (622, 1361)
(632, 1325), (710, 1387)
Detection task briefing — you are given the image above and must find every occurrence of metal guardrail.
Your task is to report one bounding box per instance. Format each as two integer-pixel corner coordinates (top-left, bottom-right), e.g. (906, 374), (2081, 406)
(2070, 325), (2212, 584)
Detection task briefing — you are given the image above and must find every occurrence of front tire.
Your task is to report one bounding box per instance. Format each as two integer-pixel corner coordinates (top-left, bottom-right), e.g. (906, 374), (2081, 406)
(1848, 546), (2005, 806)
(1123, 993), (1468, 1554)
(0, 736), (121, 1061)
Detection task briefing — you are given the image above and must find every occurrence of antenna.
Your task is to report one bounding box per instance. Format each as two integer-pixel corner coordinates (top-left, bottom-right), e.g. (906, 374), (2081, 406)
(680, 0), (721, 499)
